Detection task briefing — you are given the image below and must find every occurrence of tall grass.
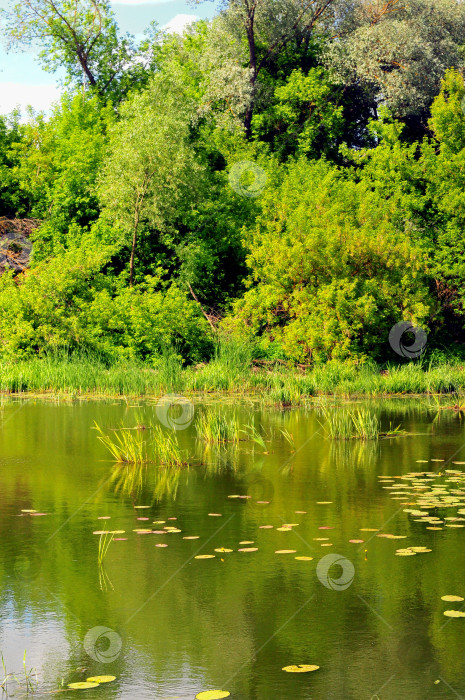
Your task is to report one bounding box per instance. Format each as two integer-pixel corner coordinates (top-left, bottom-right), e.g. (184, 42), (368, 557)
(195, 409), (241, 443)
(2, 350), (465, 400)
(319, 407), (354, 439)
(1, 651), (38, 695)
(319, 406), (381, 439)
(241, 422), (267, 450)
(97, 530), (114, 566)
(95, 422), (148, 463)
(95, 422), (189, 466)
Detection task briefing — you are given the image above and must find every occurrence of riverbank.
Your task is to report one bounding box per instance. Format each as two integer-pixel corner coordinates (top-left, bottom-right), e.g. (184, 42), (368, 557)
(1, 355), (465, 402)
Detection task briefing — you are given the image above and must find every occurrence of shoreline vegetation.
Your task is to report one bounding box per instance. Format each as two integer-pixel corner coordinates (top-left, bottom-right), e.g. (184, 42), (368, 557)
(2, 353), (465, 402)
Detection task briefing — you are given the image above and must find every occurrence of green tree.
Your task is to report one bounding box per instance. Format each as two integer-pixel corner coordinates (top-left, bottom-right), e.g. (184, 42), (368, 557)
(13, 92), (114, 259)
(326, 0), (465, 128)
(0, 111), (28, 217)
(227, 158), (432, 362)
(98, 76), (203, 286)
(2, 0), (159, 101)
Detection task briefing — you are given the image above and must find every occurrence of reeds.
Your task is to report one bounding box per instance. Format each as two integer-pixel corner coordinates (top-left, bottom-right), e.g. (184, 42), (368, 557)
(95, 422), (189, 466)
(97, 530), (115, 591)
(1, 651), (38, 695)
(2, 349), (465, 400)
(152, 425), (188, 467)
(97, 530), (114, 566)
(195, 409), (241, 443)
(95, 422), (147, 463)
(319, 406), (400, 440)
(241, 423), (267, 450)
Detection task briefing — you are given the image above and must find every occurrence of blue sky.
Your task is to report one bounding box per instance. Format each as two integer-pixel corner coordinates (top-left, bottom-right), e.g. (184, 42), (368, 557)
(0, 0), (217, 115)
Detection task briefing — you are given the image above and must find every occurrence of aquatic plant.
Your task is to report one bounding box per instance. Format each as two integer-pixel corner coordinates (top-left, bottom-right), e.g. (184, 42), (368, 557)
(95, 422), (147, 463)
(318, 407), (353, 439)
(196, 409), (241, 443)
(280, 428), (296, 451)
(319, 406), (405, 440)
(97, 530), (114, 566)
(95, 422), (189, 466)
(240, 423), (267, 451)
(1, 651), (38, 695)
(152, 425), (188, 467)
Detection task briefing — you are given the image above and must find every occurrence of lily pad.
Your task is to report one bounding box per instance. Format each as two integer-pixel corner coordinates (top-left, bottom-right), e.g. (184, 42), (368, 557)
(295, 556), (313, 561)
(86, 676), (116, 684)
(441, 595), (464, 602)
(195, 555), (215, 559)
(275, 549), (297, 554)
(282, 665), (319, 673)
(68, 682), (100, 689)
(443, 610), (465, 617)
(195, 691), (230, 700)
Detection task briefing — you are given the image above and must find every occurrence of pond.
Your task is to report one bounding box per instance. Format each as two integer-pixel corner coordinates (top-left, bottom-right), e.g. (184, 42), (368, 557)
(1, 397), (465, 699)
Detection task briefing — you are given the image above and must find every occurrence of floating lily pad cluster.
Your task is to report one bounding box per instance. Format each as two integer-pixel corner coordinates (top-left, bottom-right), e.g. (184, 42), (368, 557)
(441, 594), (465, 618)
(68, 675), (116, 690)
(379, 465), (465, 533)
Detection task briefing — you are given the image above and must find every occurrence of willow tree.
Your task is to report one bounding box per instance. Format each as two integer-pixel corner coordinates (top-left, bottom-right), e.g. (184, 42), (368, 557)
(326, 0), (465, 119)
(210, 0), (346, 134)
(98, 78), (202, 286)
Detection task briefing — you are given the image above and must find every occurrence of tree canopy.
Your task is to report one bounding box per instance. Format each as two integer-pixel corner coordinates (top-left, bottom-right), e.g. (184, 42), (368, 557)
(2, 0), (465, 364)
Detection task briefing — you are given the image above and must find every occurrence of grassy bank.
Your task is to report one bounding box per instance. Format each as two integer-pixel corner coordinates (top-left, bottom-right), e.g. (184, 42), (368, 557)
(1, 353), (465, 401)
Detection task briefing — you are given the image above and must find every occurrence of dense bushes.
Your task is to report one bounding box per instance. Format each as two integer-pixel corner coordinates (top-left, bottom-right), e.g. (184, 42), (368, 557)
(2, 0), (465, 367)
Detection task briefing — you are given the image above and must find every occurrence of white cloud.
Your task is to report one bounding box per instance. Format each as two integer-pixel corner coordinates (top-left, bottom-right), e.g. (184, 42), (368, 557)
(0, 82), (61, 116)
(162, 13), (199, 34)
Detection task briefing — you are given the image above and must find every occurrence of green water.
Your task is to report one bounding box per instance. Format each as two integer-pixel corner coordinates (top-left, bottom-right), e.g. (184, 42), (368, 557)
(1, 398), (465, 699)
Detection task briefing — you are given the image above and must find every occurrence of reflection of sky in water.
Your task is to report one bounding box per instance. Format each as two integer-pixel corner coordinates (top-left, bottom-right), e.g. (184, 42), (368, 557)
(1, 399), (465, 698)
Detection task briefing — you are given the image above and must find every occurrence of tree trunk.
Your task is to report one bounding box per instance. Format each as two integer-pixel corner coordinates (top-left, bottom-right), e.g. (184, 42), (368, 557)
(129, 211), (140, 287)
(245, 16), (257, 138)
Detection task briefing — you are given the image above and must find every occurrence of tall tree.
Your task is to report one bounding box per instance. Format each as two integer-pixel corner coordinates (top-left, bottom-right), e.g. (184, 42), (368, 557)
(2, 0), (158, 101)
(98, 77), (202, 286)
(326, 0), (465, 123)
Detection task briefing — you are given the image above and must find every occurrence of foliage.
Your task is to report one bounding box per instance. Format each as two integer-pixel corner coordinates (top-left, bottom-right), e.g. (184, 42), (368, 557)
(3, 4), (465, 368)
(12, 94), (114, 259)
(0, 242), (211, 361)
(2, 0), (159, 101)
(229, 158), (432, 362)
(326, 0), (465, 121)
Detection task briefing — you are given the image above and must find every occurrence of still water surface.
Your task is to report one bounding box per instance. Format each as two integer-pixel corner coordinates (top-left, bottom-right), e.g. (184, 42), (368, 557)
(1, 398), (465, 699)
